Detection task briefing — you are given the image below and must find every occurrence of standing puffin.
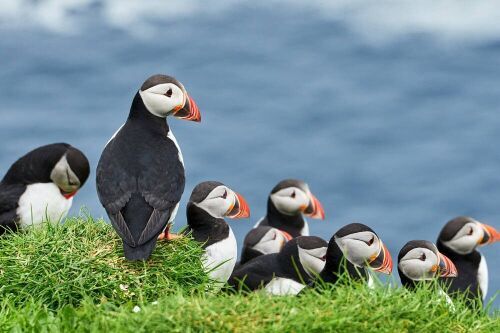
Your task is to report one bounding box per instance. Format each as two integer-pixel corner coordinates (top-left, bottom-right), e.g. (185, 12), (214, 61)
(0, 143), (90, 235)
(229, 236), (328, 295)
(437, 216), (500, 302)
(314, 223), (393, 287)
(239, 226), (292, 265)
(180, 181), (250, 284)
(398, 240), (457, 290)
(252, 179), (325, 238)
(96, 74), (200, 261)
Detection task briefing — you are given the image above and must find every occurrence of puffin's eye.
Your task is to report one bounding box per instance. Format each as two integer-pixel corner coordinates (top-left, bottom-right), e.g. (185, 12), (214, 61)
(291, 191), (296, 198)
(366, 236), (374, 246)
(221, 190), (227, 199)
(165, 88), (173, 98)
(468, 227), (473, 235)
(419, 253), (426, 261)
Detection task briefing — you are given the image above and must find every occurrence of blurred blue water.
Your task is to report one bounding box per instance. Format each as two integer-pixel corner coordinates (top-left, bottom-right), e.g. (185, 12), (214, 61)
(1, 2), (499, 308)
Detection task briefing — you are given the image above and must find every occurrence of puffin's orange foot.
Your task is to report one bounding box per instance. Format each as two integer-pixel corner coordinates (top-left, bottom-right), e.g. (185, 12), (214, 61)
(158, 223), (183, 241)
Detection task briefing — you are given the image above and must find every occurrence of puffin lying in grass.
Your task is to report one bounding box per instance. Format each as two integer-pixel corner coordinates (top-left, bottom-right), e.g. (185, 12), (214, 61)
(0, 143), (89, 235)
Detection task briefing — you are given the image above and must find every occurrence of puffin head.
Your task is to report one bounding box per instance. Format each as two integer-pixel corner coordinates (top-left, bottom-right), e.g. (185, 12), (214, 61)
(49, 145), (90, 199)
(269, 179), (325, 219)
(188, 181), (250, 219)
(438, 216), (500, 255)
(138, 74), (200, 121)
(280, 236), (328, 278)
(398, 240), (457, 282)
(332, 223), (393, 274)
(243, 226), (292, 258)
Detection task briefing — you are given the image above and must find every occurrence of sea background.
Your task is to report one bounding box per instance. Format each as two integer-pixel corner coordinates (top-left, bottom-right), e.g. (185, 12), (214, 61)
(1, 0), (499, 308)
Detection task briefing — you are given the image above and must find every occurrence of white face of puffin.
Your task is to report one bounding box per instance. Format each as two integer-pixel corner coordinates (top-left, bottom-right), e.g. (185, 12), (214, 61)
(252, 229), (290, 255)
(298, 246), (328, 277)
(399, 247), (441, 281)
(139, 83), (186, 118)
(195, 185), (239, 219)
(270, 186), (310, 215)
(50, 154), (81, 195)
(442, 221), (484, 255)
(335, 231), (381, 267)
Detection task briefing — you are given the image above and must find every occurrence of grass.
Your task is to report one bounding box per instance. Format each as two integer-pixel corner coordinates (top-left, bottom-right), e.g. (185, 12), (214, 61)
(0, 214), (498, 332)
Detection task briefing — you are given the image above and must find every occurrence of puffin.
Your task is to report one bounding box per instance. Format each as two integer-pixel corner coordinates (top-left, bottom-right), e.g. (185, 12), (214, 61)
(436, 216), (500, 302)
(96, 74), (200, 261)
(228, 236), (328, 295)
(314, 223), (393, 287)
(239, 226), (292, 265)
(252, 179), (325, 238)
(0, 143), (90, 235)
(179, 181), (250, 284)
(398, 240), (457, 291)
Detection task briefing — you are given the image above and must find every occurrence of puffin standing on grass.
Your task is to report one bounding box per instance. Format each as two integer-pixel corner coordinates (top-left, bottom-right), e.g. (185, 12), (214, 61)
(229, 236), (328, 295)
(314, 223), (393, 287)
(239, 226), (292, 265)
(96, 74), (200, 261)
(177, 181), (250, 284)
(436, 216), (500, 302)
(252, 179), (325, 238)
(0, 143), (90, 235)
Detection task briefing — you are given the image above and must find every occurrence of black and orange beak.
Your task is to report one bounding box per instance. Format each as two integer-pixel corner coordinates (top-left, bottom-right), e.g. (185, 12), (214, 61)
(369, 241), (393, 274)
(279, 229), (293, 241)
(227, 192), (250, 219)
(174, 93), (201, 122)
(303, 192), (325, 220)
(478, 223), (500, 245)
(435, 252), (458, 278)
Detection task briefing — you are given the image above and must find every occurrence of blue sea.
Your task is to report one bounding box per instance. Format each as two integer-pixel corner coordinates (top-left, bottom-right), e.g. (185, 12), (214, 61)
(1, 1), (499, 308)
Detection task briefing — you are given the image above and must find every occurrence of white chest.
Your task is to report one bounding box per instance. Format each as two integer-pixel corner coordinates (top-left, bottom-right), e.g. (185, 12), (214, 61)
(167, 130), (184, 167)
(264, 277), (306, 295)
(16, 183), (73, 228)
(203, 227), (237, 283)
(477, 254), (488, 300)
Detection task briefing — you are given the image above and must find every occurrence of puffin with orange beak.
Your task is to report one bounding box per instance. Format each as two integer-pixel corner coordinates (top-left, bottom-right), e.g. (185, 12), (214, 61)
(314, 223), (393, 287)
(437, 216), (500, 302)
(96, 74), (200, 261)
(252, 179), (325, 238)
(182, 181), (250, 284)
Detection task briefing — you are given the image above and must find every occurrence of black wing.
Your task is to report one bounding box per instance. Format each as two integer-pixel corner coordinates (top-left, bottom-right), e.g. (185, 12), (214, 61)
(0, 183), (25, 235)
(228, 254), (279, 291)
(96, 130), (185, 247)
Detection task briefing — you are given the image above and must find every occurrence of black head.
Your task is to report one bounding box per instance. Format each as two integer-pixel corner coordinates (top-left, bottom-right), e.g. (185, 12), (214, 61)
(187, 181), (250, 220)
(398, 240), (457, 283)
(2, 143), (89, 198)
(268, 179), (325, 220)
(329, 223), (393, 274)
(241, 226), (292, 264)
(438, 216), (500, 255)
(136, 74), (200, 121)
(279, 236), (328, 279)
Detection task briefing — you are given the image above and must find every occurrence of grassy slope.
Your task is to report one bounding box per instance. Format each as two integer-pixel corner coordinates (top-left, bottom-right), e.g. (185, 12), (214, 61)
(0, 216), (498, 332)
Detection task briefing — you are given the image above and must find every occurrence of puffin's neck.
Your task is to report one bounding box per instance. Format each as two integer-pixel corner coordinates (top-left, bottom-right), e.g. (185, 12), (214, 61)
(398, 269), (418, 290)
(319, 238), (365, 284)
(266, 198), (305, 230)
(436, 239), (479, 261)
(277, 242), (311, 282)
(128, 92), (170, 135)
(186, 203), (226, 229)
